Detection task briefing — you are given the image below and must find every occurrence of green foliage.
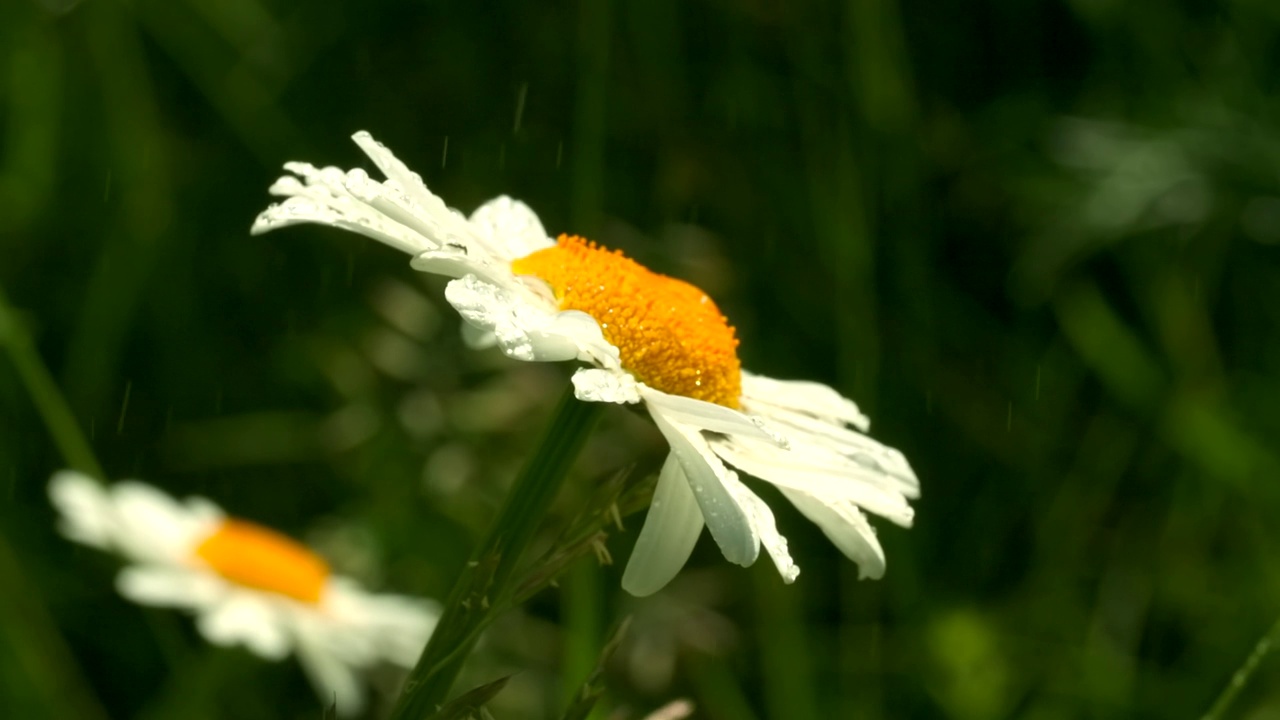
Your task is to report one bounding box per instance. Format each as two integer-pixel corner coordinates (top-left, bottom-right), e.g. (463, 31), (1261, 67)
(2, 0), (1280, 718)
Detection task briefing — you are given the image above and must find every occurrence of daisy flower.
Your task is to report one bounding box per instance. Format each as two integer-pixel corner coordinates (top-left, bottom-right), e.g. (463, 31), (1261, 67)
(48, 470), (439, 716)
(252, 132), (920, 597)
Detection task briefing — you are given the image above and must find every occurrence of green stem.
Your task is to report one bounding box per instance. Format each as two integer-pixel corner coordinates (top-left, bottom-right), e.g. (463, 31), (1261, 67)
(0, 528), (111, 720)
(1201, 614), (1280, 720)
(0, 285), (104, 479)
(390, 388), (601, 720)
(562, 560), (603, 712)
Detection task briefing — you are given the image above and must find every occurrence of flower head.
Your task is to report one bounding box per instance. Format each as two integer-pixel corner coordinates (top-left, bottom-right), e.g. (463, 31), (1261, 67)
(49, 470), (438, 716)
(253, 132), (920, 596)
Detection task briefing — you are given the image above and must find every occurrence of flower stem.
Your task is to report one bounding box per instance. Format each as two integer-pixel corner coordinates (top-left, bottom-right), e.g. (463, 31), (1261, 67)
(0, 285), (104, 479)
(390, 388), (601, 720)
(1200, 614), (1280, 720)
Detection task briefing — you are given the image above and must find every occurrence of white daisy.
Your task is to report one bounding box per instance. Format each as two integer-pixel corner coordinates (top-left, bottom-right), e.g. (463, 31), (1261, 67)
(48, 470), (439, 716)
(252, 131), (920, 597)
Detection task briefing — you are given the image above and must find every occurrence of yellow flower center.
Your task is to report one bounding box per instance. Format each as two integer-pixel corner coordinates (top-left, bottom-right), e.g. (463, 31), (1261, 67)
(194, 519), (330, 604)
(511, 234), (742, 407)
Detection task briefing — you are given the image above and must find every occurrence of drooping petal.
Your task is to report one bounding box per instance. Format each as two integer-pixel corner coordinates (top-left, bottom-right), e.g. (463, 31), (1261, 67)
(622, 454), (706, 597)
(719, 473), (799, 583)
(294, 624), (366, 718)
(710, 437), (915, 527)
(649, 412), (759, 568)
(323, 578), (440, 667)
(741, 372), (871, 432)
(640, 386), (788, 447)
(744, 401), (919, 497)
(196, 595), (292, 660)
(778, 489), (886, 579)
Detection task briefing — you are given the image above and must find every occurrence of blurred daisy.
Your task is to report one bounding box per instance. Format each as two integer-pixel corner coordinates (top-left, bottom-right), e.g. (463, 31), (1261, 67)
(48, 470), (438, 716)
(253, 132), (920, 596)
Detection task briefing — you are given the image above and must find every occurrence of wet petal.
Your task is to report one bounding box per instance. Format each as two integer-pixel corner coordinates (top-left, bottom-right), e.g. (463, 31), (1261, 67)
(468, 195), (554, 259)
(710, 437), (915, 527)
(649, 412), (758, 568)
(720, 473), (799, 583)
(741, 372), (870, 431)
(779, 489), (886, 579)
(572, 368), (643, 405)
(445, 276), (620, 366)
(640, 386), (788, 446)
(622, 453), (706, 597)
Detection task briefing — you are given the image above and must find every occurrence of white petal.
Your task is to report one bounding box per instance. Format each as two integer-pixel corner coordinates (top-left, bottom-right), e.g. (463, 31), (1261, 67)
(183, 496), (226, 528)
(779, 489), (886, 579)
(322, 579), (440, 667)
(572, 368), (642, 405)
(348, 132), (522, 264)
(544, 310), (622, 368)
(196, 595), (292, 660)
(622, 454), (706, 597)
(48, 470), (116, 550)
(444, 276), (620, 367)
(746, 402), (918, 497)
(719, 474), (799, 583)
(639, 386), (788, 446)
(116, 565), (225, 609)
(741, 372), (871, 431)
(252, 172), (432, 256)
(468, 195), (555, 260)
(255, 132), (498, 261)
(459, 320), (498, 349)
(410, 246), (513, 289)
(709, 437), (915, 527)
(111, 482), (219, 564)
(649, 412), (759, 568)
(295, 625), (366, 718)
(365, 601), (437, 667)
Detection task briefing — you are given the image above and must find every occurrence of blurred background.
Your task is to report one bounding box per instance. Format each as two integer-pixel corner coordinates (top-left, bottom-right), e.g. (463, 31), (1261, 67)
(2, 0), (1280, 717)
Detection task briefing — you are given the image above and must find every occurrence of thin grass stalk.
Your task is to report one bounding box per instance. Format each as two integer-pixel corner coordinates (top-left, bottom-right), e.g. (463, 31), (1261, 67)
(1200, 614), (1280, 720)
(0, 285), (103, 479)
(389, 389), (601, 720)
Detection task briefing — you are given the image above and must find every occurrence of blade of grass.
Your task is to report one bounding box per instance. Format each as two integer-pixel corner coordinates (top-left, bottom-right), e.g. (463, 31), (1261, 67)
(0, 283), (103, 479)
(1200, 614), (1280, 720)
(389, 388), (602, 720)
(0, 528), (109, 720)
(562, 560), (604, 716)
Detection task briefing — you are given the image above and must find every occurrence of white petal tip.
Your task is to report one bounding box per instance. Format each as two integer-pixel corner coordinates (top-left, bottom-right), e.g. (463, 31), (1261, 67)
(621, 574), (665, 598)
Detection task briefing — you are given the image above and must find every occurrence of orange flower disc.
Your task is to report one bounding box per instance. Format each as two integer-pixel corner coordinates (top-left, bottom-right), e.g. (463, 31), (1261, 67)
(512, 235), (742, 408)
(194, 519), (330, 604)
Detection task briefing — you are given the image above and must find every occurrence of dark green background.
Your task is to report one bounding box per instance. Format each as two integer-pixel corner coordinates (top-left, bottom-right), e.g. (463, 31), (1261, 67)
(2, 0), (1279, 718)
